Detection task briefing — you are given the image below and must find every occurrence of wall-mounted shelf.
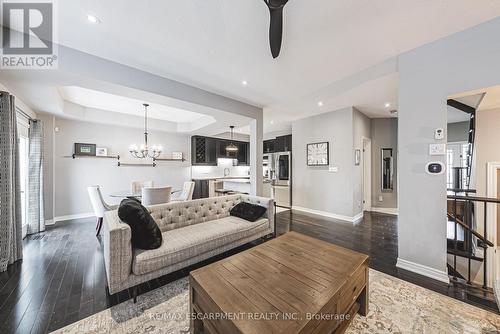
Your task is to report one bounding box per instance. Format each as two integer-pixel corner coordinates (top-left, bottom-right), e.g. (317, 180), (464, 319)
(153, 158), (186, 162)
(64, 154), (120, 159)
(63, 153), (185, 167)
(118, 162), (156, 167)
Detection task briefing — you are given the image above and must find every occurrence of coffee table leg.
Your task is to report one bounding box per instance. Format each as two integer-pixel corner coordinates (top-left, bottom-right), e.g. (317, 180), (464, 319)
(191, 317), (203, 334)
(359, 286), (368, 316)
(359, 268), (369, 316)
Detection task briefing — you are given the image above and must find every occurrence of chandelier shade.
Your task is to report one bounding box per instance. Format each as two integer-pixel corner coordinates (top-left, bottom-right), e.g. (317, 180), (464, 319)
(225, 125), (239, 153)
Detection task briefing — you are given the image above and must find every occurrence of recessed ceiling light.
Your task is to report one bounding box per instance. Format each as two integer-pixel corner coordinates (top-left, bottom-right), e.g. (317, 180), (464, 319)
(87, 14), (100, 24)
(270, 120), (274, 125)
(384, 102), (391, 108)
(241, 80), (248, 86)
(318, 101), (324, 107)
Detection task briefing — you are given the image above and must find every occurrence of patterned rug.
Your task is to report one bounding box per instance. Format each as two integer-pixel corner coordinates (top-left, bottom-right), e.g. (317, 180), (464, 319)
(51, 270), (500, 334)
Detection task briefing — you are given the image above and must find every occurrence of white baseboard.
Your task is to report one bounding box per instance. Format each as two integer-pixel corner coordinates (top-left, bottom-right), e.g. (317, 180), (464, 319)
(45, 219), (55, 226)
(52, 212), (95, 223)
(371, 207), (399, 215)
(396, 258), (449, 284)
(292, 206), (364, 223)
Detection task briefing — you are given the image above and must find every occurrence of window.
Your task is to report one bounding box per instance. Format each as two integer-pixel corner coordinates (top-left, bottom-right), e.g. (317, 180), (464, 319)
(447, 142), (470, 190)
(17, 114), (30, 239)
(446, 149), (453, 188)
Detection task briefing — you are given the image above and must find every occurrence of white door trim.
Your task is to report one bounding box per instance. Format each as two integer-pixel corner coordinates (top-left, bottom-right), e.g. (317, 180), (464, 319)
(362, 137), (372, 211)
(487, 162), (500, 283)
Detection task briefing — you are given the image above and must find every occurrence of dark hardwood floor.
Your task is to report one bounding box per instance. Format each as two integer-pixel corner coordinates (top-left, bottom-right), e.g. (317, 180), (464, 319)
(0, 210), (497, 333)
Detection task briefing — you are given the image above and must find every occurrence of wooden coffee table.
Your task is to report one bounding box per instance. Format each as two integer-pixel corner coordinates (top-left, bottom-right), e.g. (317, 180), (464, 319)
(189, 231), (369, 333)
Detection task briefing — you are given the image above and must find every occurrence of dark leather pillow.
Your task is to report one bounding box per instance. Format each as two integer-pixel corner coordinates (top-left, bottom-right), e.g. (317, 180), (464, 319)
(118, 198), (162, 250)
(230, 202), (267, 222)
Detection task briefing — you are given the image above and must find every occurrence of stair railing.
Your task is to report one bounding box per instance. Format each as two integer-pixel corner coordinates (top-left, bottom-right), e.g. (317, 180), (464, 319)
(447, 193), (499, 288)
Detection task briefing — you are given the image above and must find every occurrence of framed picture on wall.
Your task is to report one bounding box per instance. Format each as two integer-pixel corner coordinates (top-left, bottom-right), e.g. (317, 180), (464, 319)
(74, 143), (96, 156)
(96, 147), (108, 157)
(307, 142), (329, 166)
(355, 149), (361, 166)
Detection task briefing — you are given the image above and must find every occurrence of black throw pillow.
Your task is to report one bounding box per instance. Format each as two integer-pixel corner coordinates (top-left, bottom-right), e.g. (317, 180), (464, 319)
(230, 202), (267, 222)
(118, 198), (162, 250)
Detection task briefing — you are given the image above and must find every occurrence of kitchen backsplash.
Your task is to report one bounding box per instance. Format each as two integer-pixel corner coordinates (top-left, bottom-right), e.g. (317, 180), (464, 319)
(191, 158), (250, 179)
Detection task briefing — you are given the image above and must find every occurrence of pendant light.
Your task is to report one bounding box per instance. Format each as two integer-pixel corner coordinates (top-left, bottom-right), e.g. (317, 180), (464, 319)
(226, 126), (239, 153)
(129, 103), (162, 159)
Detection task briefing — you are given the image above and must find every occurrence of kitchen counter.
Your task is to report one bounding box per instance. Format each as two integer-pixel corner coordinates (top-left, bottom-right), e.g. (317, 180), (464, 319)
(192, 176), (251, 181)
(222, 179), (251, 184)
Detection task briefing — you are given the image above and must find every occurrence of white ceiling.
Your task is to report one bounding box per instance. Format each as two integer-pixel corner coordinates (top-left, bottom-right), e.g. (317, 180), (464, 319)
(54, 0), (500, 132)
(59, 86), (208, 123)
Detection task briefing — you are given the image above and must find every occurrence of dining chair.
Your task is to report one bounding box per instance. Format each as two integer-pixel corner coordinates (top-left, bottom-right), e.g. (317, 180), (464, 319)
(87, 186), (118, 237)
(141, 186), (172, 206)
(171, 181), (195, 202)
(131, 180), (154, 194)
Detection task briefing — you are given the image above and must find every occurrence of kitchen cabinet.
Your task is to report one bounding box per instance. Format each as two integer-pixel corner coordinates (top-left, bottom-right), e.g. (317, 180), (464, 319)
(192, 136), (249, 166)
(192, 136), (217, 165)
(263, 139), (275, 153)
(216, 139), (232, 159)
(192, 179), (209, 199)
(275, 135), (292, 152)
(236, 141), (249, 166)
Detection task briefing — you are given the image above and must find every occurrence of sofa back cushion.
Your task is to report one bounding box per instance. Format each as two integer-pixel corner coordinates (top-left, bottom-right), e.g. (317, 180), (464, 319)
(148, 195), (243, 232)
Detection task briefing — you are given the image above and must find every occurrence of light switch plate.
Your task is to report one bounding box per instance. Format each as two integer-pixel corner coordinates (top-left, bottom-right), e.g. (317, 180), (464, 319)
(429, 143), (446, 156)
(329, 166), (338, 173)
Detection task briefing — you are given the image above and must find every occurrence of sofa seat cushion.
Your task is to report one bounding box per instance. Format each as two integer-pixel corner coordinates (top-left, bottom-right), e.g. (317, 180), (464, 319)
(132, 216), (269, 275)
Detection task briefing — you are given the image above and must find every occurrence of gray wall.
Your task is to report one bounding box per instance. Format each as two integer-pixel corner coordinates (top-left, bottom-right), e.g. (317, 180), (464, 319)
(44, 116), (191, 219)
(352, 108), (371, 215)
(371, 118), (398, 209)
(292, 107), (357, 218)
(398, 17), (500, 280)
(447, 121), (469, 143)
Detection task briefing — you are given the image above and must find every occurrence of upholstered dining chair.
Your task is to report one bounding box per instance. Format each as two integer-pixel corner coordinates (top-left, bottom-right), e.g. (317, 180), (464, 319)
(87, 186), (118, 237)
(141, 186), (172, 206)
(131, 180), (154, 194)
(171, 181), (195, 202)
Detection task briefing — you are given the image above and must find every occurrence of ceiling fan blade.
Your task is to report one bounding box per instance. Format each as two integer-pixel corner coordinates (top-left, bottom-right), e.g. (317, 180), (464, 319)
(268, 7), (284, 58)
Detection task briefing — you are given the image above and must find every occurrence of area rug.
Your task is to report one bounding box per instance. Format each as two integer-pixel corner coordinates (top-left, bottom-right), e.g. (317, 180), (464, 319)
(51, 270), (500, 334)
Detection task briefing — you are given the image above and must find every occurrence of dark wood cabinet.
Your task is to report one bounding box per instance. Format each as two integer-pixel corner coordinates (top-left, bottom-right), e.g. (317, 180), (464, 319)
(236, 141), (249, 165)
(192, 179), (209, 199)
(275, 135), (292, 152)
(263, 139), (275, 153)
(192, 136), (249, 166)
(191, 136), (217, 165)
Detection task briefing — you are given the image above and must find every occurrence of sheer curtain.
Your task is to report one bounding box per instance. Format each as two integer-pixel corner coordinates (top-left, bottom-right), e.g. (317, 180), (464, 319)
(0, 91), (23, 272)
(27, 119), (45, 235)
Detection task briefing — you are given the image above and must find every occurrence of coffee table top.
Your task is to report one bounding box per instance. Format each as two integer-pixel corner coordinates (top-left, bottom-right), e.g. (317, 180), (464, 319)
(190, 231), (369, 334)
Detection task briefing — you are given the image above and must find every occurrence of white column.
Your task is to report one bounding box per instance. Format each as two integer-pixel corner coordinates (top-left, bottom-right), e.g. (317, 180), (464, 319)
(250, 116), (263, 196)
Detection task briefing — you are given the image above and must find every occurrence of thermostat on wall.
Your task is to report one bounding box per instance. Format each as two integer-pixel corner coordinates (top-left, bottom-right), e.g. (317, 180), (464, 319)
(434, 128), (445, 140)
(426, 162), (445, 175)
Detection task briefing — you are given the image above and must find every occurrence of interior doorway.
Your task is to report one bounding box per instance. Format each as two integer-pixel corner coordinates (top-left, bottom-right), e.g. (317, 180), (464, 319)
(362, 138), (372, 211)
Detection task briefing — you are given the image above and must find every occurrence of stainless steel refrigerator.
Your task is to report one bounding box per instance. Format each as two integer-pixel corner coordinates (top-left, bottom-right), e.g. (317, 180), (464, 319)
(263, 151), (291, 208)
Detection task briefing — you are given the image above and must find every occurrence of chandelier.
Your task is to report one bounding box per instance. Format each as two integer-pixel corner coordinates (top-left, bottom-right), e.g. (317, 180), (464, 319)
(225, 125), (239, 153)
(129, 103), (162, 159)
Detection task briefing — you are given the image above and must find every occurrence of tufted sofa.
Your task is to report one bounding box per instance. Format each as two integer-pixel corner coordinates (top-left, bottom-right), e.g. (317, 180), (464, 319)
(103, 194), (274, 295)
